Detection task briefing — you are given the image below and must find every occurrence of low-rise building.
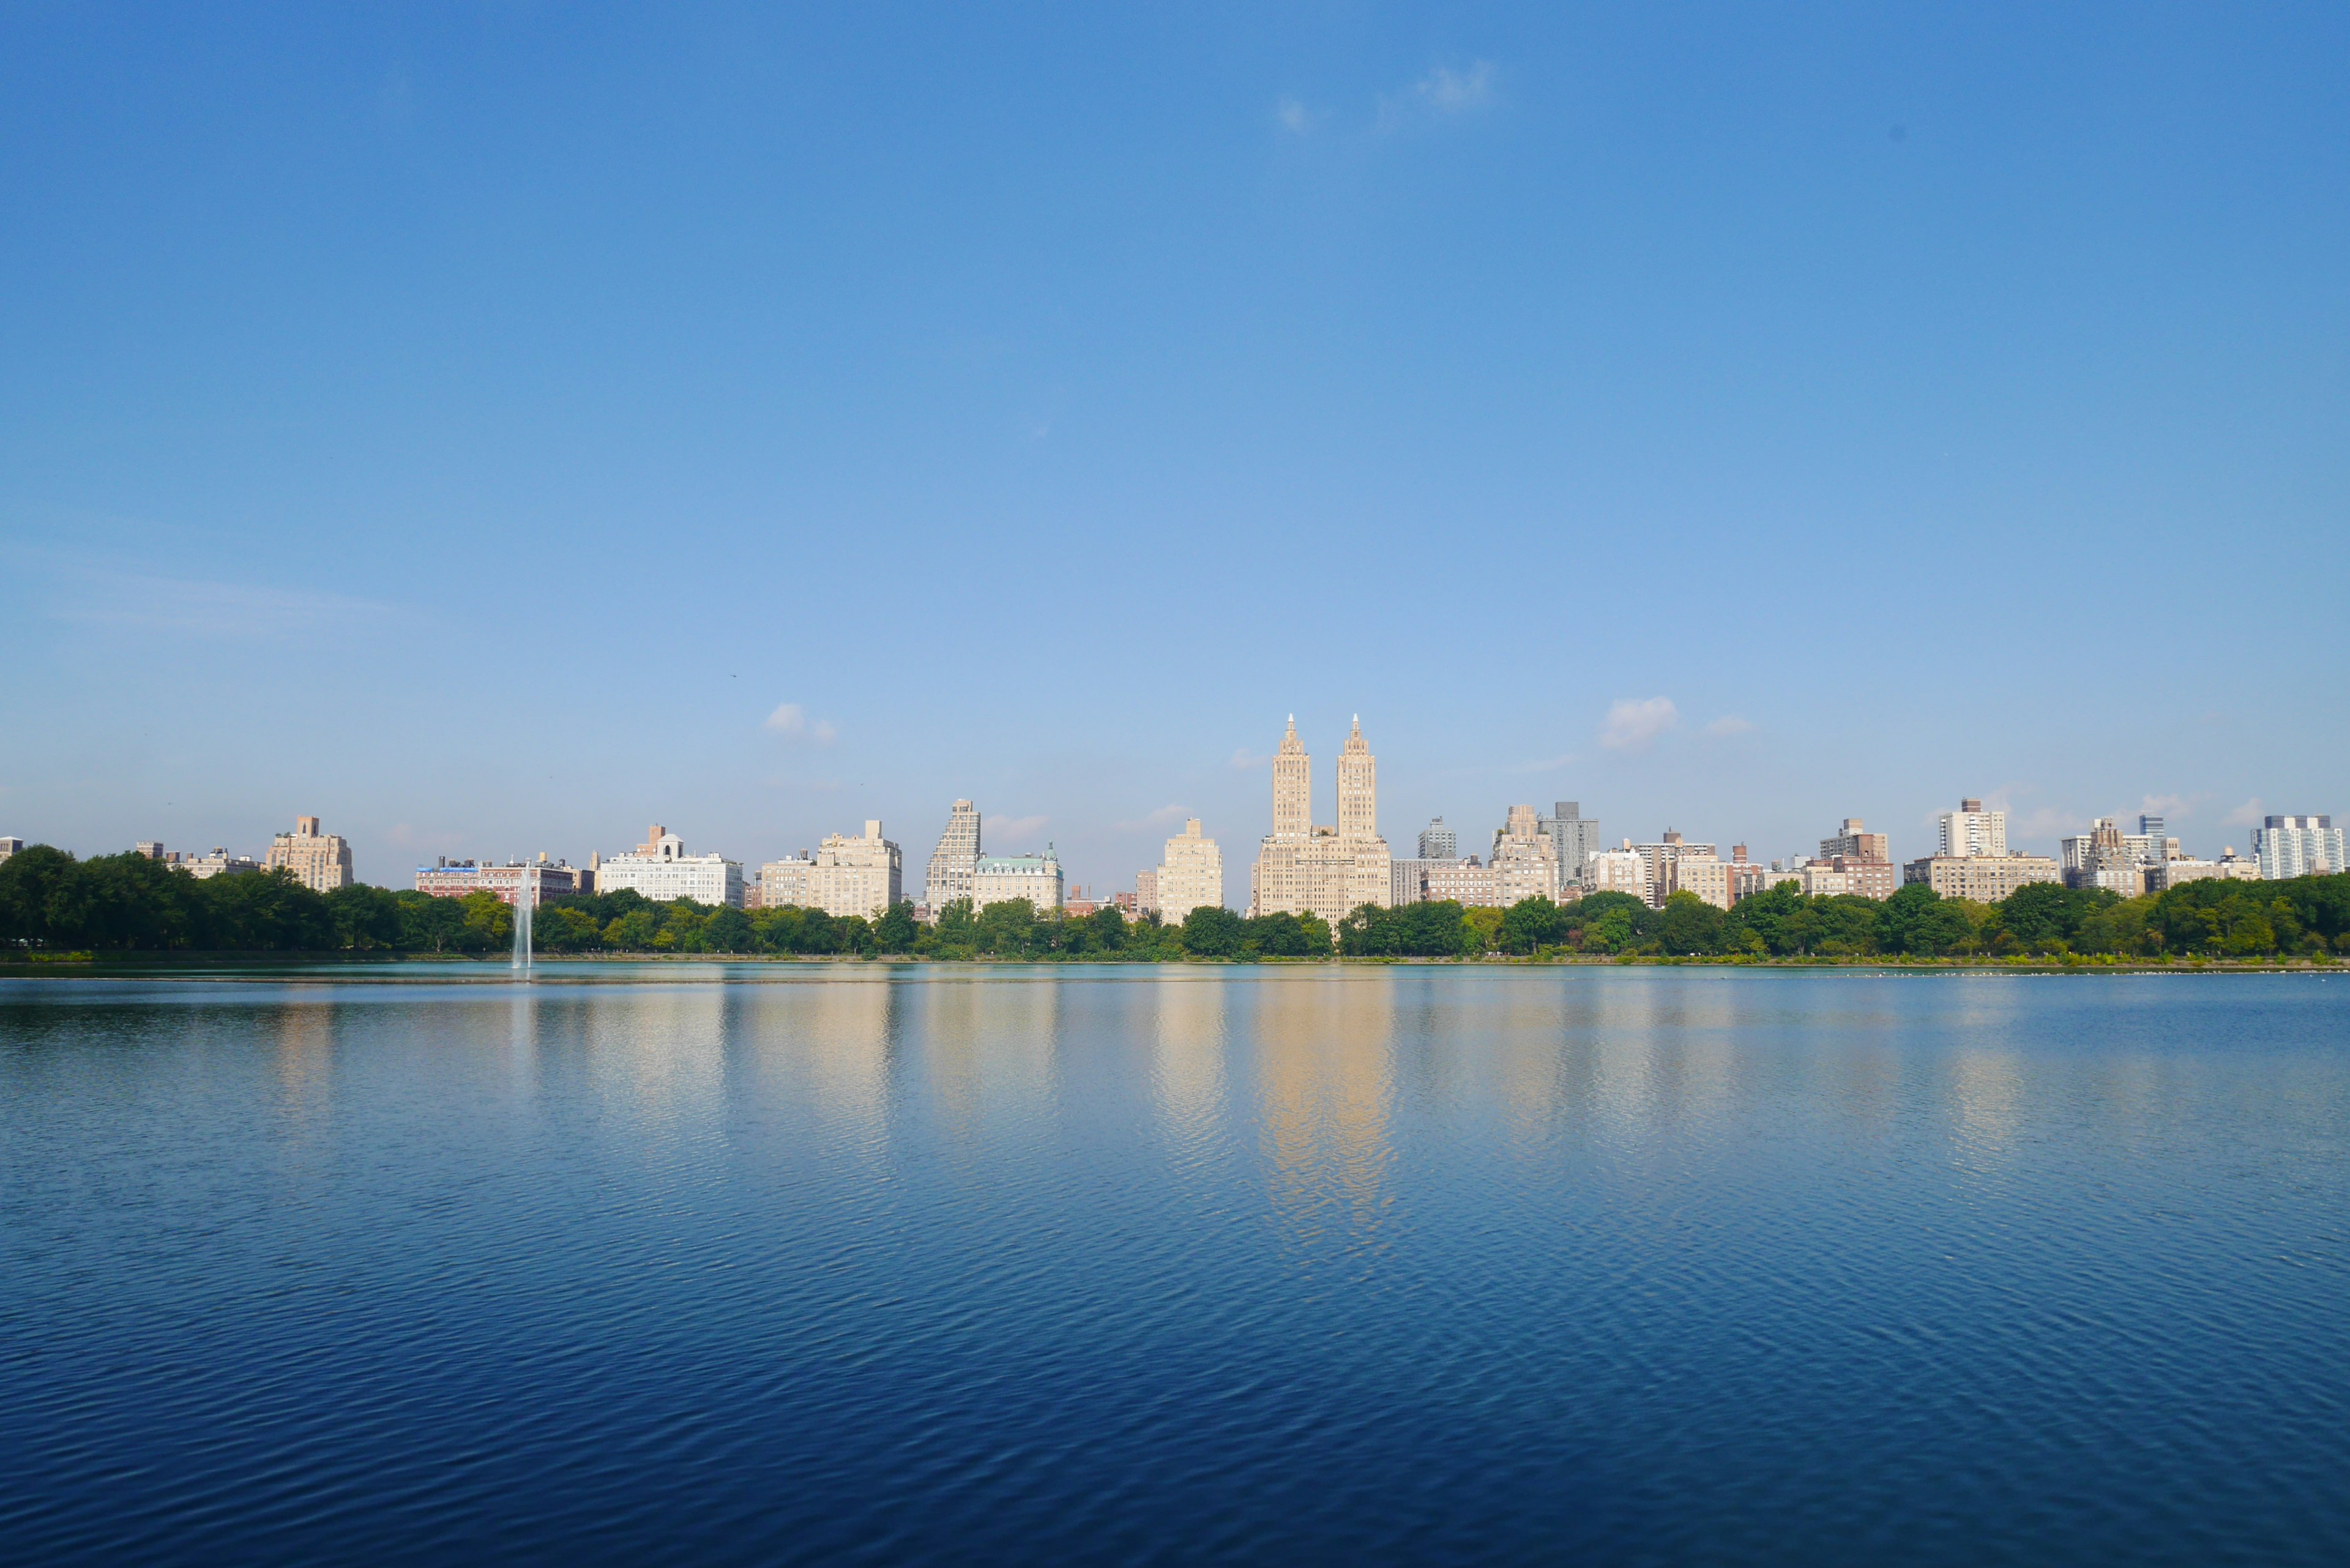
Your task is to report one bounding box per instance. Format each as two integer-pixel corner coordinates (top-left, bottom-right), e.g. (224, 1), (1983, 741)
(0, 837), (21, 863)
(1156, 820), (1223, 924)
(595, 824), (744, 908)
(2148, 852), (2261, 891)
(2252, 815), (2344, 880)
(172, 847), (261, 879)
(973, 848), (1062, 914)
(810, 821), (903, 919)
(414, 857), (582, 907)
(1422, 856), (1499, 908)
(1902, 853), (2061, 902)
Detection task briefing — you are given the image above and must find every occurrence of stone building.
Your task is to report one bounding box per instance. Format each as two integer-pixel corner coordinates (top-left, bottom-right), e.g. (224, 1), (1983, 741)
(972, 848), (1062, 914)
(264, 815), (354, 893)
(1489, 805), (1561, 906)
(595, 824), (744, 908)
(1247, 717), (1393, 930)
(810, 821), (903, 919)
(1155, 819), (1223, 925)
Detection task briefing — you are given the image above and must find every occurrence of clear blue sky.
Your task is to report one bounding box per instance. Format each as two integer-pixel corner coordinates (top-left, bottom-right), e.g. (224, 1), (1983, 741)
(4, 3), (2344, 892)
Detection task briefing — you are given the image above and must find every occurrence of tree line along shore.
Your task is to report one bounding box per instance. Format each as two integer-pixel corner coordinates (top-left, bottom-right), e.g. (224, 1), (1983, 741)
(3, 843), (2348, 963)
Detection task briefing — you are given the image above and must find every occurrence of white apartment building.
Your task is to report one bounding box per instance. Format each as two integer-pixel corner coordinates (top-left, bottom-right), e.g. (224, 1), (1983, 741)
(1155, 819), (1223, 924)
(2253, 815), (2344, 880)
(810, 821), (903, 920)
(2061, 818), (2160, 897)
(1938, 799), (2008, 859)
(1586, 846), (1650, 901)
(0, 837), (21, 863)
(759, 854), (815, 909)
(972, 849), (1063, 914)
(264, 815), (355, 893)
(595, 824), (744, 908)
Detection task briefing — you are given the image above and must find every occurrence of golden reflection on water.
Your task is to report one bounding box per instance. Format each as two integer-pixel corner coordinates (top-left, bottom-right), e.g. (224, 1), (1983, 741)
(584, 985), (729, 1135)
(274, 1002), (335, 1134)
(1255, 973), (1395, 1245)
(1152, 973), (1228, 1151)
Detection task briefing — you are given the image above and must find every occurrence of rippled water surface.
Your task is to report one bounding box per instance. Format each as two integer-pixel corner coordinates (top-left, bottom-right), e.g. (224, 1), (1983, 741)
(3, 965), (2347, 1564)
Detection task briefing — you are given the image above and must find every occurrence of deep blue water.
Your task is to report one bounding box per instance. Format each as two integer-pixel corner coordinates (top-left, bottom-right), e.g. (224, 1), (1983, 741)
(2, 965), (2346, 1564)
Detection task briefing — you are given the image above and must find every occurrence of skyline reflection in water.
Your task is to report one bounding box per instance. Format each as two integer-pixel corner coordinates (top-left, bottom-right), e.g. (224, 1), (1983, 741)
(2, 966), (2346, 1566)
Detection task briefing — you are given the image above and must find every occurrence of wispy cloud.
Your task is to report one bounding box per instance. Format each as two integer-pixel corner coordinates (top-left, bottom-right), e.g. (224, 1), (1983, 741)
(1115, 804), (1193, 832)
(1416, 61), (1494, 113)
(1704, 715), (1756, 737)
(1508, 753), (1576, 774)
(50, 571), (398, 641)
(990, 814), (1049, 844)
(1276, 95), (1319, 135)
(764, 703), (838, 744)
(2225, 797), (2264, 827)
(1231, 747), (1272, 770)
(2140, 793), (2192, 821)
(1599, 696), (1679, 754)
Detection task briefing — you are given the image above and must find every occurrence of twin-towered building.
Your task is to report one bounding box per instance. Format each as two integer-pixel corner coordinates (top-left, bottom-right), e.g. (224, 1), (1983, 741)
(1248, 717), (1393, 929)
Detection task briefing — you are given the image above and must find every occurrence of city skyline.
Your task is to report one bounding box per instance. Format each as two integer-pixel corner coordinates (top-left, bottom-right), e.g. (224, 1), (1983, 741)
(4, 8), (2344, 887)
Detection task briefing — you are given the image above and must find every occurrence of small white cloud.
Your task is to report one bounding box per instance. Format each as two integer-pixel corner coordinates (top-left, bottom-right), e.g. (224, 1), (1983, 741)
(1599, 697), (1679, 754)
(1277, 95), (1315, 134)
(990, 814), (1049, 843)
(2225, 797), (2264, 827)
(764, 703), (837, 744)
(1415, 61), (1494, 113)
(1704, 716), (1756, 737)
(1231, 747), (1272, 770)
(1116, 804), (1192, 832)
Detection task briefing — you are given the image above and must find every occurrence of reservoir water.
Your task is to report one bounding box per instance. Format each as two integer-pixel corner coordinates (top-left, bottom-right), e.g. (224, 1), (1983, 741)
(2, 965), (2346, 1564)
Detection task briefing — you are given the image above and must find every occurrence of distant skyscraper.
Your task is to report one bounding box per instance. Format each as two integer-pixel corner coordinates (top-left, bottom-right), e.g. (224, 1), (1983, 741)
(1538, 802), (1600, 893)
(925, 800), (982, 911)
(1418, 818), (1457, 859)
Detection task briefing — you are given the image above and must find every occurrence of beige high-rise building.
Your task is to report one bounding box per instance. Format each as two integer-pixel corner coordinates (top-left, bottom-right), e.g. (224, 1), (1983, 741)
(810, 820), (903, 920)
(1248, 716), (1392, 930)
(1489, 805), (1561, 906)
(1156, 819), (1223, 925)
(1586, 845), (1649, 900)
(1939, 799), (2008, 859)
(264, 815), (354, 893)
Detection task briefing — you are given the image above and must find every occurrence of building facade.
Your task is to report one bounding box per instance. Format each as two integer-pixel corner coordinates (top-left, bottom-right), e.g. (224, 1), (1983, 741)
(925, 801), (982, 911)
(1155, 819), (1223, 924)
(1248, 717), (1393, 929)
(972, 849), (1063, 914)
(2253, 815), (2344, 880)
(595, 825), (745, 907)
(1938, 799), (2008, 859)
(264, 816), (354, 893)
(1629, 831), (1718, 909)
(413, 858), (581, 907)
(1539, 802), (1602, 895)
(1901, 854), (2061, 902)
(1135, 867), (1158, 918)
(1422, 857), (1499, 908)
(1490, 805), (1561, 906)
(2148, 853), (2261, 891)
(1417, 818), (1457, 860)
(809, 821), (903, 919)
(759, 854), (815, 909)
(1586, 846), (1649, 901)
(2061, 818), (2157, 897)
(1819, 818), (1890, 864)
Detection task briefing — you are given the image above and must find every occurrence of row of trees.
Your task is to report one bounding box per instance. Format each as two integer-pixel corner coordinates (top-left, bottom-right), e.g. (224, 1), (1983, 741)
(4, 843), (2346, 961)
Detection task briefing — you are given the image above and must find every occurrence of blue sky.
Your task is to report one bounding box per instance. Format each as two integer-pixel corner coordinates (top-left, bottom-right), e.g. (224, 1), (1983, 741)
(3, 3), (2344, 893)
